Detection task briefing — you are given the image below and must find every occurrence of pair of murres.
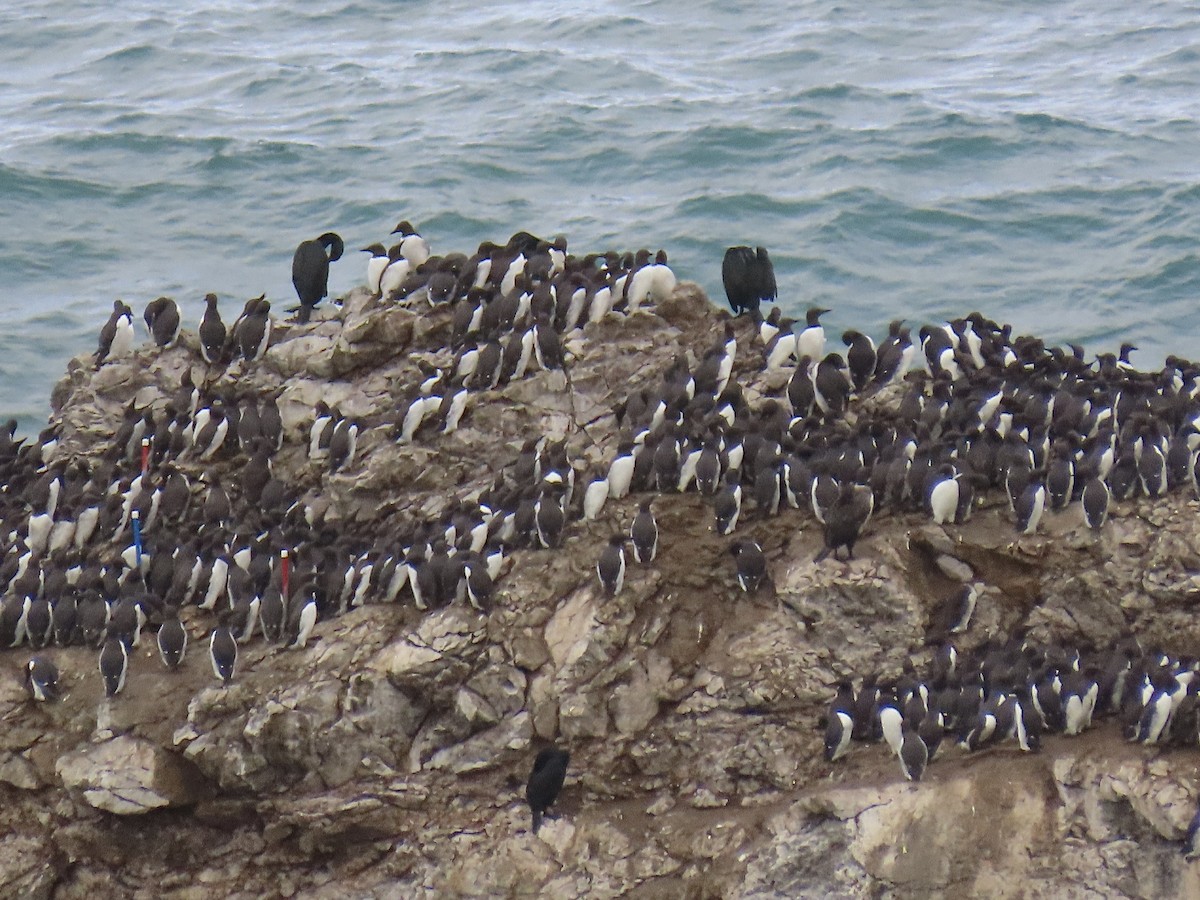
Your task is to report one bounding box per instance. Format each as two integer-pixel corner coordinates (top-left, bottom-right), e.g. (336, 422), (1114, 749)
(596, 500), (659, 596)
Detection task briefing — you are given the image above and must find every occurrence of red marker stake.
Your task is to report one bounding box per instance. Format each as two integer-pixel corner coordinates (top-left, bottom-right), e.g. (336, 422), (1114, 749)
(140, 437), (150, 475)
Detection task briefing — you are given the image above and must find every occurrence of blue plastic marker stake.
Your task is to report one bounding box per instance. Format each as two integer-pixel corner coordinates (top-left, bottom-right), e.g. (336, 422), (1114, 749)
(132, 510), (142, 569)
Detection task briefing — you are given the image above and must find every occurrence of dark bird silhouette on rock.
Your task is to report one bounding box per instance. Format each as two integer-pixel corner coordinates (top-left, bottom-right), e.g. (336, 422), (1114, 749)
(198, 293), (226, 364)
(721, 246), (776, 317)
(526, 747), (569, 834)
(292, 232), (345, 323)
(143, 297), (181, 348)
(814, 482), (874, 562)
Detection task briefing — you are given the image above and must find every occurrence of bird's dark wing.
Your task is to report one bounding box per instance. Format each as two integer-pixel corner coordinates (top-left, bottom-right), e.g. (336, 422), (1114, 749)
(755, 247), (777, 303)
(722, 246), (755, 314)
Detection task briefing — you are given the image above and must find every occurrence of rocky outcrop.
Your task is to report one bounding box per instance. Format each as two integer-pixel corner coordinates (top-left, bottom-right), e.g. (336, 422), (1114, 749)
(2, 280), (1200, 898)
(57, 735), (206, 815)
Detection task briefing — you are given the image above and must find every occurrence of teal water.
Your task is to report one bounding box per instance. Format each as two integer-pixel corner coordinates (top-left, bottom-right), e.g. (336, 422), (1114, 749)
(4, 1), (1200, 432)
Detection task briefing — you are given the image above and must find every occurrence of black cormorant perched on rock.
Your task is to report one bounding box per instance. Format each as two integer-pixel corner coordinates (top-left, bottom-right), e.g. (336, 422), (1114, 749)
(721, 246), (776, 317)
(292, 232), (345, 324)
(526, 747), (569, 834)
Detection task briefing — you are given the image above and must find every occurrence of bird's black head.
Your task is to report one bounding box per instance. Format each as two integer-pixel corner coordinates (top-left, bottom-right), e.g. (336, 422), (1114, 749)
(319, 232), (344, 262)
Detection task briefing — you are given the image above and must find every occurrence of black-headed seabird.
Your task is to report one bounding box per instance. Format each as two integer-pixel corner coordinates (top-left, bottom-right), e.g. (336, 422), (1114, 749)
(630, 499), (658, 563)
(99, 637), (128, 697)
(731, 539), (767, 592)
(898, 727), (928, 782)
(362, 243), (389, 295)
(209, 626), (238, 685)
(198, 293), (226, 364)
(234, 297), (272, 361)
(94, 300), (135, 368)
(157, 613), (187, 670)
(144, 297), (182, 349)
(597, 536), (627, 597)
(24, 656), (59, 702)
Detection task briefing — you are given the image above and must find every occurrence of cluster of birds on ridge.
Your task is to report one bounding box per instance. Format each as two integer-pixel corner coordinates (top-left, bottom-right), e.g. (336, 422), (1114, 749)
(8, 224), (1200, 839)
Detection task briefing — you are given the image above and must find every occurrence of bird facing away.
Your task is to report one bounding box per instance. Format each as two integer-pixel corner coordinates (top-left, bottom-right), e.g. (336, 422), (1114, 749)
(144, 296), (182, 348)
(292, 232), (345, 323)
(721, 246), (776, 317)
(526, 747), (570, 834)
(630, 499), (658, 563)
(814, 483), (874, 563)
(198, 293), (227, 364)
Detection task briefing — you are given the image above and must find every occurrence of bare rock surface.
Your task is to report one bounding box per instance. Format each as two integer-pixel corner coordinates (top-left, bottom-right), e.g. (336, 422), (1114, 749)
(56, 735), (205, 815)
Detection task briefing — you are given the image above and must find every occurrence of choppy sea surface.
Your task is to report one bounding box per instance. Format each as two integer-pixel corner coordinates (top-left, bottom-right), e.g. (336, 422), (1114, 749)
(4, 0), (1200, 433)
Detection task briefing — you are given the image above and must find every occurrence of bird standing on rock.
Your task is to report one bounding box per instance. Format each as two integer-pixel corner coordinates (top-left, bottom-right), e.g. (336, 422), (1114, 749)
(1082, 477), (1110, 530)
(597, 536), (627, 596)
(99, 637), (128, 698)
(24, 657), (59, 702)
(157, 613), (188, 669)
(731, 539), (767, 592)
(391, 220), (431, 268)
(722, 246), (776, 317)
(292, 231), (344, 323)
(361, 243), (389, 296)
(94, 300), (135, 368)
(143, 297), (182, 349)
(797, 307), (830, 365)
(825, 682), (855, 762)
(631, 499), (658, 563)
(842, 329), (876, 392)
(898, 727), (928, 782)
(233, 297), (272, 362)
(526, 747), (569, 834)
(209, 627), (238, 685)
(198, 293), (226, 364)
(814, 482), (874, 562)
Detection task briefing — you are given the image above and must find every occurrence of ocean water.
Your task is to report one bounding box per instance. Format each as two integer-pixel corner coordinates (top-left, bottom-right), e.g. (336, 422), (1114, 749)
(3, 0), (1200, 433)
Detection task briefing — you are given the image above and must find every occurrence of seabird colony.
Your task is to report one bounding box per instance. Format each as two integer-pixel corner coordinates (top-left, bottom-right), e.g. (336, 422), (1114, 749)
(5, 226), (1200, 839)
